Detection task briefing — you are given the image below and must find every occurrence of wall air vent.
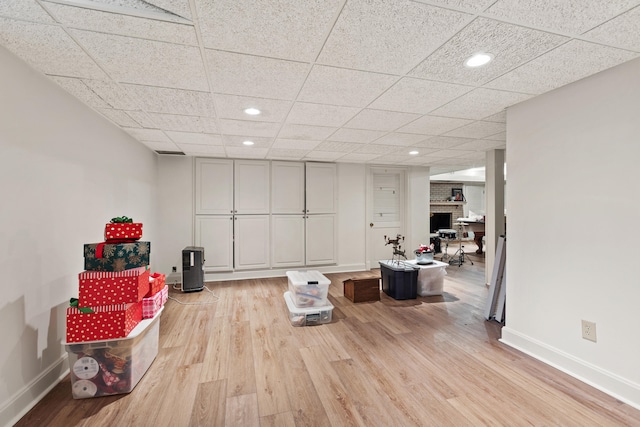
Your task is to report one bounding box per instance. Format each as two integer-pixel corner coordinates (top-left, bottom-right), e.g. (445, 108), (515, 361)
(156, 150), (185, 155)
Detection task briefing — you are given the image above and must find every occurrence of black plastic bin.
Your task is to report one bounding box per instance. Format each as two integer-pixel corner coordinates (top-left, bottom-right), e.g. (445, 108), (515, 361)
(379, 261), (418, 300)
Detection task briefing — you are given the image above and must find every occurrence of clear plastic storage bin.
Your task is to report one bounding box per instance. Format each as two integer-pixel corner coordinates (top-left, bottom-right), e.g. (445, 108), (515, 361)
(64, 308), (162, 399)
(286, 270), (331, 307)
(284, 291), (333, 326)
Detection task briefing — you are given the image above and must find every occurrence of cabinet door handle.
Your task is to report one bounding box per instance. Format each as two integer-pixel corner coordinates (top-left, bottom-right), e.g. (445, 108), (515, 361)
(370, 223), (374, 228)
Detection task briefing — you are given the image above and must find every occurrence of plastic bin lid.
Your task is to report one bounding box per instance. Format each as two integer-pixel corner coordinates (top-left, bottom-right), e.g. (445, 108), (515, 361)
(285, 270), (331, 286)
(284, 291), (333, 312)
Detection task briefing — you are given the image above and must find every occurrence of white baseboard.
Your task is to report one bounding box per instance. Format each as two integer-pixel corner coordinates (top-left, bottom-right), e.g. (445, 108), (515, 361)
(1, 354), (69, 427)
(500, 327), (640, 410)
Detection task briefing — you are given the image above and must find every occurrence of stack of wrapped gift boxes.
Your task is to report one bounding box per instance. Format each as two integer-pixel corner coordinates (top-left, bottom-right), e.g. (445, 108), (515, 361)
(64, 217), (168, 398)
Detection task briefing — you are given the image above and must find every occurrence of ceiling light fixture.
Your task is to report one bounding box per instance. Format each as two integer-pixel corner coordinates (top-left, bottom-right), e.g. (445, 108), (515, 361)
(464, 52), (493, 68)
(409, 150), (419, 155)
(242, 140), (255, 146)
(244, 107), (261, 116)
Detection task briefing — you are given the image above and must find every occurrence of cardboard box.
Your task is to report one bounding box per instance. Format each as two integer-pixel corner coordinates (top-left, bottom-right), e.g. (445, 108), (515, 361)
(65, 308), (161, 398)
(83, 241), (150, 272)
(142, 285), (168, 319)
(78, 267), (149, 306)
(66, 302), (142, 343)
(343, 277), (380, 303)
(104, 222), (143, 241)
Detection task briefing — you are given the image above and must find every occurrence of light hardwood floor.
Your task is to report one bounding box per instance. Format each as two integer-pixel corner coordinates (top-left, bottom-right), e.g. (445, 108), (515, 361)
(16, 252), (640, 426)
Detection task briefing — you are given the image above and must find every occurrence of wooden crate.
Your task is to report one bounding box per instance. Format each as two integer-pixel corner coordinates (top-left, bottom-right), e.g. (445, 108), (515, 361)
(343, 277), (381, 303)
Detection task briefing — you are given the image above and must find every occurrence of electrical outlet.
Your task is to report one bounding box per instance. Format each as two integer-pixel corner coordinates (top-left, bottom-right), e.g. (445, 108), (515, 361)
(172, 266), (177, 272)
(582, 320), (597, 342)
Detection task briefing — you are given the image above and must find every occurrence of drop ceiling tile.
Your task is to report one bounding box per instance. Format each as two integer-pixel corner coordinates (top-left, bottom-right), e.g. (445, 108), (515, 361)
(455, 150), (488, 160)
(445, 121), (505, 138)
(584, 5), (640, 52)
(337, 153), (381, 163)
(84, 80), (140, 110)
(0, 18), (107, 79)
(353, 144), (398, 155)
(268, 148), (310, 160)
(286, 103), (360, 127)
(429, 149), (476, 158)
(48, 76), (111, 108)
(397, 115), (473, 135)
(177, 143), (226, 156)
(141, 141), (182, 152)
(343, 109), (422, 132)
(448, 139), (506, 151)
(206, 50), (309, 100)
(223, 135), (272, 148)
(146, 113), (217, 133)
(433, 157), (478, 167)
(218, 119), (280, 137)
(124, 111), (158, 128)
(409, 18), (568, 86)
(166, 131), (223, 145)
(0, 0), (54, 23)
(124, 127), (170, 142)
(482, 111), (507, 123)
(413, 136), (472, 149)
(317, 0), (471, 74)
(146, 0), (192, 20)
(314, 141), (363, 152)
(485, 0), (640, 35)
(97, 108), (141, 127)
(278, 124), (337, 140)
(45, 3), (197, 45)
(213, 94), (292, 122)
(415, 0), (496, 12)
(484, 131), (506, 141)
(298, 65), (398, 107)
(374, 133), (428, 146)
(122, 84), (216, 116)
(304, 151), (344, 161)
(485, 40), (639, 94)
(70, 29), (208, 91)
(430, 88), (532, 119)
(271, 139), (322, 150)
(225, 147), (268, 159)
(196, 0), (342, 61)
(327, 128), (387, 143)
(369, 154), (413, 164)
(368, 78), (473, 114)
(404, 156), (444, 165)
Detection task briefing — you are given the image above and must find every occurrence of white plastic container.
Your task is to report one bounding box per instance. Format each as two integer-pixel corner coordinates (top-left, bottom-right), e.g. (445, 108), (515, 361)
(286, 270), (331, 307)
(64, 307), (162, 399)
(284, 291), (333, 327)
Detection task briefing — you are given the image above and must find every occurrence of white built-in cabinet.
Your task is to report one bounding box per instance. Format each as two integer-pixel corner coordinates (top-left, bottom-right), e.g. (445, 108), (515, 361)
(195, 158), (336, 272)
(271, 161), (337, 267)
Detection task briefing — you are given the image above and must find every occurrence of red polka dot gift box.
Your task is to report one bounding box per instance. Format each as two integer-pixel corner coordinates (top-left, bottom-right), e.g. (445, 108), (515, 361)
(147, 272), (165, 298)
(78, 267), (150, 307)
(66, 301), (143, 343)
(104, 222), (142, 242)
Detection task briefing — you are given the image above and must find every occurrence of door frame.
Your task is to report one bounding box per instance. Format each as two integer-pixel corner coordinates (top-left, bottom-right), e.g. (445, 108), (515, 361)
(365, 165), (409, 270)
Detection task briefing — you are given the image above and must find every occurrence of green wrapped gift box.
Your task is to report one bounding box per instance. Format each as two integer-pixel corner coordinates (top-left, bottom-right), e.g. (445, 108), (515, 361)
(84, 241), (150, 272)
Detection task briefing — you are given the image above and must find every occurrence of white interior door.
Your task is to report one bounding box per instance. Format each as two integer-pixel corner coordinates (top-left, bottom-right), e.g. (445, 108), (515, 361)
(369, 169), (405, 267)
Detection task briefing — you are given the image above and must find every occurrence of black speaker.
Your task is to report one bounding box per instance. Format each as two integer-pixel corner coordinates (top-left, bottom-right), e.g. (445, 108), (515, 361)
(182, 246), (204, 292)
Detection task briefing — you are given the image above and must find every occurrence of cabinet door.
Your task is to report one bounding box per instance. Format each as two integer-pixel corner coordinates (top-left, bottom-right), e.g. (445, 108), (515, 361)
(271, 161), (305, 214)
(234, 160), (270, 214)
(305, 214), (336, 266)
(306, 162), (336, 214)
(195, 158), (234, 215)
(271, 215), (305, 268)
(195, 215), (233, 271)
(234, 215), (270, 270)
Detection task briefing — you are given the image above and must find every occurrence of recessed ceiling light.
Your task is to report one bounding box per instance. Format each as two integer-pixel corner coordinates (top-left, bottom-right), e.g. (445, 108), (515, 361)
(409, 150), (419, 155)
(242, 140), (255, 146)
(464, 52), (493, 68)
(244, 107), (261, 116)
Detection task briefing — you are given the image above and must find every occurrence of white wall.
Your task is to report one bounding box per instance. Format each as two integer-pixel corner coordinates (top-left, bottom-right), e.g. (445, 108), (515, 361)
(0, 47), (158, 426)
(502, 57), (640, 408)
